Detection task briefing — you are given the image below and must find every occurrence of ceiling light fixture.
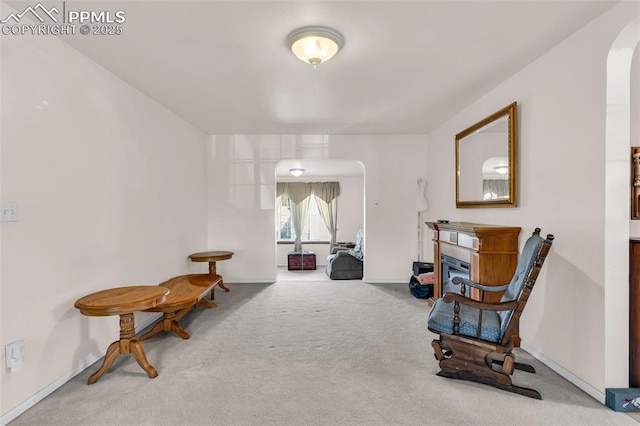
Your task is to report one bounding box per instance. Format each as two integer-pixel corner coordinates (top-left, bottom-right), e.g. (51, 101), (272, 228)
(287, 26), (344, 69)
(494, 165), (509, 175)
(289, 168), (305, 177)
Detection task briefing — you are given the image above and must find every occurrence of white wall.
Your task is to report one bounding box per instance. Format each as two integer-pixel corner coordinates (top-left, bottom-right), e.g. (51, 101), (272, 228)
(329, 135), (427, 281)
(275, 175), (364, 266)
(207, 134), (427, 283)
(424, 2), (639, 398)
(0, 26), (208, 418)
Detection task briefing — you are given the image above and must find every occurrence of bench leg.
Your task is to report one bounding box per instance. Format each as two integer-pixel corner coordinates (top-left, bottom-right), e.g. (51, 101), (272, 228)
(197, 298), (217, 309)
(139, 320), (165, 341)
(139, 312), (191, 341)
(166, 319), (190, 340)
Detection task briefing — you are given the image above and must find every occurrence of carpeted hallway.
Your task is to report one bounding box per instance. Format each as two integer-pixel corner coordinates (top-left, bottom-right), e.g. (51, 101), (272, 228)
(10, 274), (638, 425)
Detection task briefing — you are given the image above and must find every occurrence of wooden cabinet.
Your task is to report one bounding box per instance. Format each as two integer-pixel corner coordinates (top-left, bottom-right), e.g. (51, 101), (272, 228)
(630, 239), (640, 386)
(426, 222), (521, 344)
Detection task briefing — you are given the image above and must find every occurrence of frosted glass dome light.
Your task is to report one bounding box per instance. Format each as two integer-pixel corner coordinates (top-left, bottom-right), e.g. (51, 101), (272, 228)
(287, 26), (344, 69)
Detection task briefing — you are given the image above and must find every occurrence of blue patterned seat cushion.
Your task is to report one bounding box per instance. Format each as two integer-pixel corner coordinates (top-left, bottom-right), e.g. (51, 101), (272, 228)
(427, 298), (502, 343)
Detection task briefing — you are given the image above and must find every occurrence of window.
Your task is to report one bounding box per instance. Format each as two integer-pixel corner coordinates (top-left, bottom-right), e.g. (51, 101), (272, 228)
(277, 194), (330, 241)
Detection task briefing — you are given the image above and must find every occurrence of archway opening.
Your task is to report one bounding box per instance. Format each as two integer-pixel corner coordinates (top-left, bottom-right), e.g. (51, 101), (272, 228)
(274, 160), (365, 281)
(604, 17), (640, 388)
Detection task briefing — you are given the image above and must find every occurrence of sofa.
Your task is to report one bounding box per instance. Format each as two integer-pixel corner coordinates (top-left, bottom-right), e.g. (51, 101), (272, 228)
(325, 230), (364, 280)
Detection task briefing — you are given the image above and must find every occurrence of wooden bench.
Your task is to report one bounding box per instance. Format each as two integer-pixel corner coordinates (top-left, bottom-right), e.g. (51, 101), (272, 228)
(139, 274), (222, 341)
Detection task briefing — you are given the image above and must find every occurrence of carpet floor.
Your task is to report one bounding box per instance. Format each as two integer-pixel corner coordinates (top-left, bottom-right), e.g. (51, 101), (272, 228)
(9, 276), (638, 425)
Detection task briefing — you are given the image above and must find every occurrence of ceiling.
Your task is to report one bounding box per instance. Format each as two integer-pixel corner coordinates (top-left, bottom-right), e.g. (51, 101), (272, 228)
(50, 1), (617, 135)
(275, 159), (364, 178)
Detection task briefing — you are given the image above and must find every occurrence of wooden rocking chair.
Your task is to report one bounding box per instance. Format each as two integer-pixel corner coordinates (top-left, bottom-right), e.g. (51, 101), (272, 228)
(427, 228), (554, 399)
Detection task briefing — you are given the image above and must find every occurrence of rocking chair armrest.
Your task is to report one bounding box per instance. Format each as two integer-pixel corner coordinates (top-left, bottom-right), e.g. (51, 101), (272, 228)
(442, 292), (518, 312)
(451, 276), (510, 293)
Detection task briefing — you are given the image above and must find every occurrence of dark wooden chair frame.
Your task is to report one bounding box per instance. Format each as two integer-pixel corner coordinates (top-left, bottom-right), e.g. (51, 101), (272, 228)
(429, 228), (554, 399)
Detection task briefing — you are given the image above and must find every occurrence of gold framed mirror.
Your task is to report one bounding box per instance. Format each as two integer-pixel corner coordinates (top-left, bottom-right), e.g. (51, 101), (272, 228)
(456, 102), (518, 208)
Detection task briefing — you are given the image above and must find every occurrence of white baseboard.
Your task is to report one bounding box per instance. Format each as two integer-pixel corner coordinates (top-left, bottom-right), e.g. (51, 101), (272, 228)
(0, 314), (162, 426)
(520, 342), (605, 404)
(363, 280), (406, 284)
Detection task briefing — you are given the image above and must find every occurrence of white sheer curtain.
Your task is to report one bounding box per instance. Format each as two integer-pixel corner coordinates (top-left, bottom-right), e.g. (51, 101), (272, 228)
(276, 181), (341, 251)
(277, 182), (312, 252)
(482, 179), (509, 200)
(311, 182), (340, 247)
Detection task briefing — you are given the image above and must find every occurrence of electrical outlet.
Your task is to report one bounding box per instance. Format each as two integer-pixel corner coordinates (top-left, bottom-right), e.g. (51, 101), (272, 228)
(1, 203), (18, 222)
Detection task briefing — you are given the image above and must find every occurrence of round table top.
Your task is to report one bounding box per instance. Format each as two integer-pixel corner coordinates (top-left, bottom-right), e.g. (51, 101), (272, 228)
(189, 251), (234, 262)
(74, 286), (169, 317)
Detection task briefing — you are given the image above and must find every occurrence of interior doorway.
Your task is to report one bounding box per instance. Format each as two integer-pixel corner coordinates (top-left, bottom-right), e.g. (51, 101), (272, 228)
(604, 17), (640, 388)
(274, 159), (365, 281)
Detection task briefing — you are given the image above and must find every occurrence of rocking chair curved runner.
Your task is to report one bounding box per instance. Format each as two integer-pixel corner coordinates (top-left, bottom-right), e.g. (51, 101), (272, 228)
(427, 228), (554, 399)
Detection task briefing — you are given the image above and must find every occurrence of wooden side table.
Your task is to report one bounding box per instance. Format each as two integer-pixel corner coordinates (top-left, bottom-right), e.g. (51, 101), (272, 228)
(188, 251), (234, 299)
(74, 286), (169, 384)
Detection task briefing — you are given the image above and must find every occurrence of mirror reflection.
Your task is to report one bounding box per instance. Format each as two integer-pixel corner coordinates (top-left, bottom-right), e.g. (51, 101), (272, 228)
(456, 103), (518, 208)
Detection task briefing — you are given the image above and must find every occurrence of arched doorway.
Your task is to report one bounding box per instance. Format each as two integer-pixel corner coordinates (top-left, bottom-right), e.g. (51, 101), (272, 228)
(604, 17), (640, 387)
(274, 160), (365, 280)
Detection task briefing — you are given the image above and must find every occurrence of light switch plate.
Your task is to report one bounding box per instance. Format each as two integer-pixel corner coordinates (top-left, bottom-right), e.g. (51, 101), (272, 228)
(5, 340), (24, 372)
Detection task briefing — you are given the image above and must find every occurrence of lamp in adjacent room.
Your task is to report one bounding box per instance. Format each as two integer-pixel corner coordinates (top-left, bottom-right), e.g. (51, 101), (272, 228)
(287, 26), (344, 69)
(289, 168), (305, 177)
